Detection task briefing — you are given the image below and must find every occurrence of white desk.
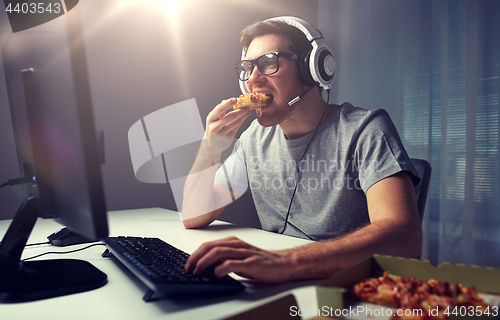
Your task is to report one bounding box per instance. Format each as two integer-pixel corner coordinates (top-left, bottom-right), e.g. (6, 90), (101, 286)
(0, 208), (321, 320)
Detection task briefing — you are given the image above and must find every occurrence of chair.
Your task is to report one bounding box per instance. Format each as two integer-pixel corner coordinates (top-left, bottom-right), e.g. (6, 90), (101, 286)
(410, 158), (432, 224)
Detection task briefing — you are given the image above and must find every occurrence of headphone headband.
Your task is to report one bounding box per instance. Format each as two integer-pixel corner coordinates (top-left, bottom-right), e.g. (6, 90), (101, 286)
(265, 16), (321, 42)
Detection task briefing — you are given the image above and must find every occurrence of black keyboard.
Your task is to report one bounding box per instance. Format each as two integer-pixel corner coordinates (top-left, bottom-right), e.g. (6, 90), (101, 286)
(102, 236), (245, 301)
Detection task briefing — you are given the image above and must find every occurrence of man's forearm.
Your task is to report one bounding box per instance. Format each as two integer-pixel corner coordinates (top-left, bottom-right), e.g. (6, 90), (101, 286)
(182, 99), (250, 228)
(279, 218), (422, 281)
(181, 139), (225, 227)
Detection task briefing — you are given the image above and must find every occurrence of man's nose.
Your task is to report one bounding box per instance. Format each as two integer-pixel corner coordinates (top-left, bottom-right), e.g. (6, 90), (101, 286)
(247, 65), (265, 87)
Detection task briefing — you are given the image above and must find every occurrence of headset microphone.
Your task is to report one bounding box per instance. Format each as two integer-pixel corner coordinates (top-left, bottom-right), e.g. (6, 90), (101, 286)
(288, 85), (318, 106)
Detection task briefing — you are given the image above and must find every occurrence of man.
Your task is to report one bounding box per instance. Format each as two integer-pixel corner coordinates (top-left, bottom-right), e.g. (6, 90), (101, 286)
(181, 18), (422, 283)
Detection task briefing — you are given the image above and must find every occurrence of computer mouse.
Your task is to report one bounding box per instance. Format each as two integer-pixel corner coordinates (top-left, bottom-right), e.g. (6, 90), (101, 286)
(47, 227), (96, 247)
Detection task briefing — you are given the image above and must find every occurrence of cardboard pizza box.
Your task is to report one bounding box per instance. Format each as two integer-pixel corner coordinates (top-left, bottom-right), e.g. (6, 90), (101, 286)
(316, 255), (500, 319)
(223, 294), (299, 320)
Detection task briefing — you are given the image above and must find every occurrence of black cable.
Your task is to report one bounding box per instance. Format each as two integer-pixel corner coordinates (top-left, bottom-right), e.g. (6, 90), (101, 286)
(21, 242), (105, 262)
(280, 89), (331, 238)
(0, 241), (51, 246)
(26, 241), (51, 247)
(0, 176), (36, 189)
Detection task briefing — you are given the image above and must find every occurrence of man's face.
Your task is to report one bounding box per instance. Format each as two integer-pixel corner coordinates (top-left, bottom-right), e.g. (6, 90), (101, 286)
(245, 34), (306, 127)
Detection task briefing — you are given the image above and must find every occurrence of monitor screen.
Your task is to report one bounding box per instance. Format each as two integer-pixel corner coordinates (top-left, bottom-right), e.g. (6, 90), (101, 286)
(0, 5), (108, 302)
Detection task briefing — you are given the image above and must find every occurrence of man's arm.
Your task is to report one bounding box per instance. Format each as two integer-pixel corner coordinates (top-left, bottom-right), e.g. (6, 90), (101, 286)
(181, 98), (250, 228)
(184, 171), (421, 282)
(183, 182), (237, 229)
(281, 171), (421, 280)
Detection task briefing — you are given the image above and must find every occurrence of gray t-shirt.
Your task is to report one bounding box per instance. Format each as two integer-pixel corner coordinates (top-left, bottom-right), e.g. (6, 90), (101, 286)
(215, 102), (419, 241)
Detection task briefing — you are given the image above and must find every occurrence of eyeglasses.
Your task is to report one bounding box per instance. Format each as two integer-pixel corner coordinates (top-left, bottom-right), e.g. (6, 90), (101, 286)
(235, 52), (299, 81)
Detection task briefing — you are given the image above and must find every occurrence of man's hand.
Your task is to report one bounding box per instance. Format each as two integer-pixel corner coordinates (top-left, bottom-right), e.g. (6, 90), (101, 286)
(184, 236), (293, 283)
(205, 98), (251, 158)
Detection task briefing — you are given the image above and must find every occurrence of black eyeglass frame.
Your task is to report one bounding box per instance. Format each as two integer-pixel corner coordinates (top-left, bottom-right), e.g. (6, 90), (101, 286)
(235, 51), (299, 81)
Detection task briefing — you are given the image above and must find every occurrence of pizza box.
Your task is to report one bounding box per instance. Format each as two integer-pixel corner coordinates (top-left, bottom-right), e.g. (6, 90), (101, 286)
(316, 254), (500, 319)
(223, 294), (299, 320)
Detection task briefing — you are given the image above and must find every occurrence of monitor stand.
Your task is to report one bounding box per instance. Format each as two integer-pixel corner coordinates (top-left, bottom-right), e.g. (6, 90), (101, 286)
(0, 195), (107, 303)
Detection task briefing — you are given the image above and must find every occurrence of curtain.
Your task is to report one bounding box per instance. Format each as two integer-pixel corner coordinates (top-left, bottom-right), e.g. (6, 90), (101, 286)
(319, 0), (500, 267)
(399, 0), (500, 268)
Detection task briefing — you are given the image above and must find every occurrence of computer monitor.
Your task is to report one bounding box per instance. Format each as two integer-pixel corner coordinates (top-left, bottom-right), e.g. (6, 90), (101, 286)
(0, 5), (109, 302)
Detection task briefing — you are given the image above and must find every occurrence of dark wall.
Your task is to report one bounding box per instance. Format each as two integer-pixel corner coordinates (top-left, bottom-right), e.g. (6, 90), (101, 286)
(318, 0), (402, 124)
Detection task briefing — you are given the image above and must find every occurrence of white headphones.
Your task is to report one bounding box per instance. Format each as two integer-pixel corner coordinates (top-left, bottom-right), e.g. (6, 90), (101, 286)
(239, 16), (336, 94)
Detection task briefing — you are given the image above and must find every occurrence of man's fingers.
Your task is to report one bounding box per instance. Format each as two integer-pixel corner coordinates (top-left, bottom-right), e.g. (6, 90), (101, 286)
(184, 236), (291, 282)
(218, 109), (250, 136)
(185, 236), (254, 272)
(214, 107), (249, 130)
(213, 257), (258, 279)
(192, 247), (253, 276)
(203, 98), (250, 157)
(206, 98), (237, 123)
(206, 108), (249, 139)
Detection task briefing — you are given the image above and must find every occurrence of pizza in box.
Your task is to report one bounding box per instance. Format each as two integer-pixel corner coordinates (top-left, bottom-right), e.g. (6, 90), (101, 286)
(349, 271), (499, 319)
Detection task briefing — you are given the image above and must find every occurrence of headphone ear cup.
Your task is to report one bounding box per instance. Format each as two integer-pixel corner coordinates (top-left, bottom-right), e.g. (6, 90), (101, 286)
(315, 46), (336, 87)
(297, 50), (318, 88)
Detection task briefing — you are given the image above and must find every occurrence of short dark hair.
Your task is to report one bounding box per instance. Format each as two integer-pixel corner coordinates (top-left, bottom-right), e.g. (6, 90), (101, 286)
(240, 19), (312, 56)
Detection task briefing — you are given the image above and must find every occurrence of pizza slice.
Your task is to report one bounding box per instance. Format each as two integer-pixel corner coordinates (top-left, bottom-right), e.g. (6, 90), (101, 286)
(233, 92), (273, 116)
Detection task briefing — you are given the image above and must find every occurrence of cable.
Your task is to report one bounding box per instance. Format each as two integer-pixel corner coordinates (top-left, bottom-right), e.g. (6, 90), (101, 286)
(0, 240), (51, 246)
(280, 89), (331, 238)
(26, 241), (51, 247)
(21, 242), (105, 262)
(0, 176), (36, 189)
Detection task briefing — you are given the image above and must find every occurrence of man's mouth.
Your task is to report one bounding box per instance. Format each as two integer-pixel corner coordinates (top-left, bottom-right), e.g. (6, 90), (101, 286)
(258, 93), (273, 115)
(262, 93), (274, 106)
(251, 91), (273, 115)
